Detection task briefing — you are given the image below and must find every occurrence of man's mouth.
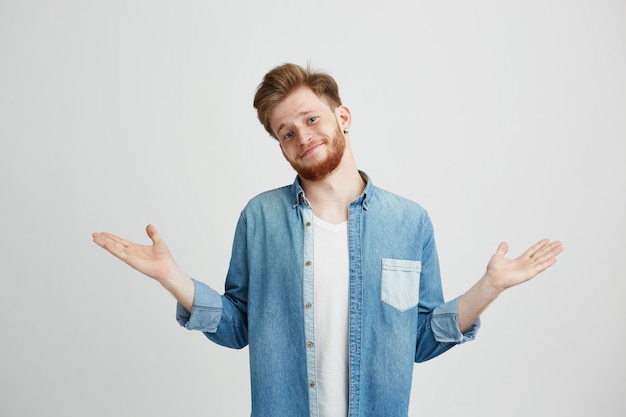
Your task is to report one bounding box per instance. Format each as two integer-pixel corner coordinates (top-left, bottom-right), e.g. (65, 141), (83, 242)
(300, 141), (326, 159)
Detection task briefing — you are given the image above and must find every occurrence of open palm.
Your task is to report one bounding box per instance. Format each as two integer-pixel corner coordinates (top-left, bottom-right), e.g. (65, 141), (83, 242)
(92, 224), (176, 283)
(486, 239), (563, 291)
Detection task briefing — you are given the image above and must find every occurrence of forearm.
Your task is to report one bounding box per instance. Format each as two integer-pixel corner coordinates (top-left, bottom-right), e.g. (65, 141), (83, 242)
(159, 266), (195, 313)
(456, 273), (503, 333)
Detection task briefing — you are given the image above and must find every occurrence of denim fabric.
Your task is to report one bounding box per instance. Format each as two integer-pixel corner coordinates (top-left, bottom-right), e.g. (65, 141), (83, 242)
(177, 173), (480, 417)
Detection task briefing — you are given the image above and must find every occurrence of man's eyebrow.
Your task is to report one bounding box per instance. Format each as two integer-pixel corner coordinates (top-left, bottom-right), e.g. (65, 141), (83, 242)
(275, 111), (313, 135)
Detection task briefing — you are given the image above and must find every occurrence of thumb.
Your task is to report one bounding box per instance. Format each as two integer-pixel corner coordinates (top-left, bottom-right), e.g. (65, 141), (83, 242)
(145, 224), (161, 245)
(496, 241), (509, 257)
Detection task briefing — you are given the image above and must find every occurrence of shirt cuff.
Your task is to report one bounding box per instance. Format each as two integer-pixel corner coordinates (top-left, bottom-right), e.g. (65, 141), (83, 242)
(176, 279), (223, 333)
(431, 296), (481, 343)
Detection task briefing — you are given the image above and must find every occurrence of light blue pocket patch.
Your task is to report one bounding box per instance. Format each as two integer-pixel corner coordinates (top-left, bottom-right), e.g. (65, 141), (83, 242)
(381, 258), (421, 312)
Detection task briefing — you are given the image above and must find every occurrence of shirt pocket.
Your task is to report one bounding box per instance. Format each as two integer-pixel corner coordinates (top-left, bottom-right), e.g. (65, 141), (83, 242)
(381, 258), (421, 312)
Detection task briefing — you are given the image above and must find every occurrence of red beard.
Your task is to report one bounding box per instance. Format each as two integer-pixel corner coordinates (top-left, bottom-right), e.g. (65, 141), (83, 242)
(289, 124), (346, 181)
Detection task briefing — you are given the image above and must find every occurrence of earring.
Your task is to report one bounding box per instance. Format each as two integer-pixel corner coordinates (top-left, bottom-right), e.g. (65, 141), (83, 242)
(343, 128), (349, 134)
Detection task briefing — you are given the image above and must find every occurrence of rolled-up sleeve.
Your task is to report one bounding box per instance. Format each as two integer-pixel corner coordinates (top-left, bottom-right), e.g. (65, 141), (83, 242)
(176, 279), (223, 333)
(431, 296), (480, 343)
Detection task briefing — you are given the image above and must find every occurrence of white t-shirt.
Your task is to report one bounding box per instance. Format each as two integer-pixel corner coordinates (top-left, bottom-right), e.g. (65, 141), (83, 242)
(313, 216), (350, 417)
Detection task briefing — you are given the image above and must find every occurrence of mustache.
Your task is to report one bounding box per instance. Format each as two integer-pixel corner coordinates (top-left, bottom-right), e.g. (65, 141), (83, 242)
(299, 138), (329, 158)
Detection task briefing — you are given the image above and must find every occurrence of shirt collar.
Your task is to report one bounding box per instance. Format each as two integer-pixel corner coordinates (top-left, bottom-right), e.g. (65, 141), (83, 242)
(290, 170), (373, 209)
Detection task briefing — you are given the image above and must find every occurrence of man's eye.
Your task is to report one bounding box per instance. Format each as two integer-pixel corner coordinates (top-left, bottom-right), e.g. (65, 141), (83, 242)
(283, 132), (294, 141)
(308, 116), (317, 123)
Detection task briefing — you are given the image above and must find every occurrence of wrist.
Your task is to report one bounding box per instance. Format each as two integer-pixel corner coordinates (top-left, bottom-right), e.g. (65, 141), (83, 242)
(159, 263), (188, 291)
(160, 266), (195, 312)
(479, 272), (505, 299)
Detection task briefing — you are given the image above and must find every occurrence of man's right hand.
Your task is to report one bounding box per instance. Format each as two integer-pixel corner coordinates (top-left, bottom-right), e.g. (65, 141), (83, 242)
(92, 224), (195, 312)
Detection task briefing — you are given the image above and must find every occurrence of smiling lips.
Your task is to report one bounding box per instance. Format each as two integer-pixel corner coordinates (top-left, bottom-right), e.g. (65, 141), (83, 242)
(299, 140), (327, 159)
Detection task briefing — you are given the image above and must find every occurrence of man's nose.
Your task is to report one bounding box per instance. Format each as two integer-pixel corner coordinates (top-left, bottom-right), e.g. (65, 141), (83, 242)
(294, 126), (313, 145)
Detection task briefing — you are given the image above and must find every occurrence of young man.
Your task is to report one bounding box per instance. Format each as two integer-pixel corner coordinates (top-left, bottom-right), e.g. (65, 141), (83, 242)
(92, 63), (563, 417)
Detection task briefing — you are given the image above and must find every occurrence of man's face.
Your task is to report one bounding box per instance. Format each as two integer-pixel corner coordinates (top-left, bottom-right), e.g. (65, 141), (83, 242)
(270, 86), (346, 181)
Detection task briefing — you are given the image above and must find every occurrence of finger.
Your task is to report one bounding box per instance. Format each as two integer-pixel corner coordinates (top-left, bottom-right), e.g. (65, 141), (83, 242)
(495, 241), (509, 257)
(92, 232), (114, 247)
(531, 241), (564, 264)
(146, 224), (161, 245)
(551, 241), (564, 256)
(93, 232), (131, 248)
(522, 239), (551, 259)
(530, 256), (558, 275)
(93, 234), (131, 260)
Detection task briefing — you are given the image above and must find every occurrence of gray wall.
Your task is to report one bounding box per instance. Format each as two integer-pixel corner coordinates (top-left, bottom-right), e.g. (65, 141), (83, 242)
(1, 1), (624, 416)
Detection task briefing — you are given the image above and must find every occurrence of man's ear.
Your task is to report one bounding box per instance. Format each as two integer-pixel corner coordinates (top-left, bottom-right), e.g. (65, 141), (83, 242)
(335, 105), (352, 132)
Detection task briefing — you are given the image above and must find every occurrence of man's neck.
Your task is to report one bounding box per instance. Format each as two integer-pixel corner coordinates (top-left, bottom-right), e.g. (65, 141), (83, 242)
(299, 155), (365, 224)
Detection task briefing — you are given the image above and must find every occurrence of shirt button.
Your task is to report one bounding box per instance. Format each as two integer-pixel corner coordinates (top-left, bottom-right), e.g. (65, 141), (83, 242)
(305, 221), (311, 227)
(307, 341), (314, 348)
(309, 381), (315, 388)
(305, 261), (312, 266)
(305, 303), (312, 309)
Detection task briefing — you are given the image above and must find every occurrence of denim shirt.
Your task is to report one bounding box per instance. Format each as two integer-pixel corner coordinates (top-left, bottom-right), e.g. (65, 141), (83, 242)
(177, 173), (480, 417)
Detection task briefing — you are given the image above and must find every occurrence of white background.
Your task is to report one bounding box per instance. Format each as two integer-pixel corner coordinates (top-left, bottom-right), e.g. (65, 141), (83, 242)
(1, 1), (624, 416)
